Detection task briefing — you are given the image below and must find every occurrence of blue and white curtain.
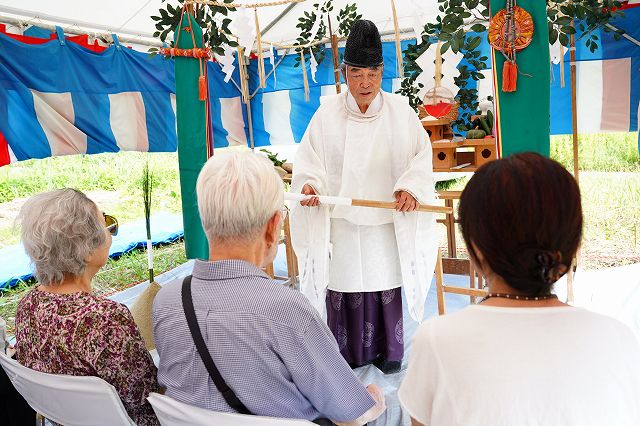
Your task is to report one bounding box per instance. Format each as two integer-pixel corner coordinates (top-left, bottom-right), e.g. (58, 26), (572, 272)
(1, 6), (639, 165)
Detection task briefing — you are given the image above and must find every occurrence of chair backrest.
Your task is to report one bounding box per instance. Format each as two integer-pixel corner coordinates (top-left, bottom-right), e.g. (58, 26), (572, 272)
(147, 392), (315, 426)
(0, 351), (135, 426)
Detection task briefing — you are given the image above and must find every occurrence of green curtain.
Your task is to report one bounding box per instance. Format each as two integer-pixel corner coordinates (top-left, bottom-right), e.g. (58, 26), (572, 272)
(174, 13), (209, 259)
(491, 0), (550, 157)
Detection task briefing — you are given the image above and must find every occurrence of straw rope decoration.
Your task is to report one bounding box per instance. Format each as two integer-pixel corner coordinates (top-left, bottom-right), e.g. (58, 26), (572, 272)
(390, 0), (403, 77)
(254, 8), (267, 88)
(237, 47), (250, 103)
(175, 0), (418, 102)
(435, 40), (443, 87)
(162, 6), (209, 101)
(300, 49), (310, 101)
(185, 0), (305, 8)
(222, 30), (417, 54)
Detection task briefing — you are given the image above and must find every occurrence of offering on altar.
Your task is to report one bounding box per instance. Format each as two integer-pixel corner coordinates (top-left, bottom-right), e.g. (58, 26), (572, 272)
(423, 86), (455, 119)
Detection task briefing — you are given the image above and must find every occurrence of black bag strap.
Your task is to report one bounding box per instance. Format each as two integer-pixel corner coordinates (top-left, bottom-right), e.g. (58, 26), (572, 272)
(181, 275), (252, 415)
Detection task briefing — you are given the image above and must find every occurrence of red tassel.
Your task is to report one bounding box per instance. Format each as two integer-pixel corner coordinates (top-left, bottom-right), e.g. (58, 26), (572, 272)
(502, 61), (518, 92)
(198, 75), (207, 101)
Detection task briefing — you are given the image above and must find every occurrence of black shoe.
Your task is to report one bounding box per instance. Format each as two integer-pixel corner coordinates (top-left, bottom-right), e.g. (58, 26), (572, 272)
(373, 359), (402, 374)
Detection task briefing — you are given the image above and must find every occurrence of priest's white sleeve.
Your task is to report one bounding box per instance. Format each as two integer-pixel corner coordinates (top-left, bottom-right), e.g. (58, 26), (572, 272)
(392, 107), (439, 323)
(290, 115), (331, 318)
(393, 111), (437, 204)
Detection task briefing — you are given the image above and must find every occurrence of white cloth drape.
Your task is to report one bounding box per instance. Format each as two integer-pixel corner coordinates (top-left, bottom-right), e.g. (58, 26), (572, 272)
(290, 90), (439, 322)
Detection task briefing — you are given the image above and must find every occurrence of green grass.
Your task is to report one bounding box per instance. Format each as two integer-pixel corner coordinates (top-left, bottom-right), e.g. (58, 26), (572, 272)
(551, 133), (640, 172)
(434, 133), (640, 269)
(0, 134), (638, 329)
(0, 242), (187, 331)
(579, 172), (640, 265)
(0, 152), (183, 220)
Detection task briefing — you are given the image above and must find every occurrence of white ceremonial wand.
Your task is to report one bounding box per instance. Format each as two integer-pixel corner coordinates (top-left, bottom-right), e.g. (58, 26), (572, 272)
(284, 193), (453, 215)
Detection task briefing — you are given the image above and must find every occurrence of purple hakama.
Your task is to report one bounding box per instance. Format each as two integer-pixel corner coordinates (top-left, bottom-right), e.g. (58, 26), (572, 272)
(326, 287), (404, 368)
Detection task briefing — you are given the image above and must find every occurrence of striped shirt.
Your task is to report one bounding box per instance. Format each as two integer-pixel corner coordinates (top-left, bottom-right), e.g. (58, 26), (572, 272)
(152, 259), (375, 422)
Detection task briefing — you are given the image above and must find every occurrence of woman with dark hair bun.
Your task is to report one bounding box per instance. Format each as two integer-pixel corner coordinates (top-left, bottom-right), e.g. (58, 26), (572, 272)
(398, 153), (640, 426)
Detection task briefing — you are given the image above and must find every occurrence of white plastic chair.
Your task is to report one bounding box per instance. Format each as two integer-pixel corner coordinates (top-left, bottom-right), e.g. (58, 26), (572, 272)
(147, 392), (315, 426)
(0, 351), (135, 426)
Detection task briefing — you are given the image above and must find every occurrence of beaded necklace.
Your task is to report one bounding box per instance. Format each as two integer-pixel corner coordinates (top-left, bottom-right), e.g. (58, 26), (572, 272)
(480, 293), (558, 303)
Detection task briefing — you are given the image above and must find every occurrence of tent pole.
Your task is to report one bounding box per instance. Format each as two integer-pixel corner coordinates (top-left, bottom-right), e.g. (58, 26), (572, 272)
(330, 34), (341, 94)
(246, 97), (255, 150)
(567, 23), (579, 304)
(241, 53), (256, 150)
(261, 3), (298, 37)
(491, 0), (550, 157)
(249, 49), (290, 99)
(570, 27), (579, 184)
(0, 13), (162, 47)
(174, 7), (209, 260)
(605, 23), (640, 48)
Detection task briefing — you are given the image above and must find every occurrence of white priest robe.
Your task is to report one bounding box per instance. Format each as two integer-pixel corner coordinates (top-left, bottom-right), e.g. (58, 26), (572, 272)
(290, 90), (439, 323)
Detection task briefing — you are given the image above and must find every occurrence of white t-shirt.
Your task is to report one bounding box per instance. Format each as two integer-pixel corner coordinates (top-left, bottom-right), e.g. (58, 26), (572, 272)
(398, 305), (640, 426)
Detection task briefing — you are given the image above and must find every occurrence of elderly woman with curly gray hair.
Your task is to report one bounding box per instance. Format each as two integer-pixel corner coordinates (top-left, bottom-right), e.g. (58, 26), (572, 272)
(14, 188), (160, 425)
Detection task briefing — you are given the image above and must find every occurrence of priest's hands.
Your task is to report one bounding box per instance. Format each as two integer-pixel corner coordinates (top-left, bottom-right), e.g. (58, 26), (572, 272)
(395, 190), (418, 212)
(300, 184), (321, 207)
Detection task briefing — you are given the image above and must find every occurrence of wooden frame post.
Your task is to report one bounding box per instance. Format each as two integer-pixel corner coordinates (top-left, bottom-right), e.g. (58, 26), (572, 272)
(435, 249), (446, 315)
(568, 23), (579, 303)
(570, 24), (579, 184)
(326, 15), (342, 94)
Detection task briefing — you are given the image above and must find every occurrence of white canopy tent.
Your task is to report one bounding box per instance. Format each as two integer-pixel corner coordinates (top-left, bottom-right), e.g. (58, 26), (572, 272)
(0, 0), (466, 96)
(0, 0), (439, 46)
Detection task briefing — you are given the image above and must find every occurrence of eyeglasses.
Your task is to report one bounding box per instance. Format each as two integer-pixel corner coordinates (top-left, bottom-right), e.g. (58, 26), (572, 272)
(103, 213), (118, 236)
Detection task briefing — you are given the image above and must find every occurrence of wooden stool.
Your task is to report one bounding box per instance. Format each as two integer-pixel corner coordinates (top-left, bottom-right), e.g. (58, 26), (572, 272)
(436, 190), (461, 260)
(435, 249), (488, 315)
(264, 213), (298, 288)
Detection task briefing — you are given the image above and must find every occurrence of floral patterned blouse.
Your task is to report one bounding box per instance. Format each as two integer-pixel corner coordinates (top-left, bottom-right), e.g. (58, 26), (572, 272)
(15, 289), (160, 426)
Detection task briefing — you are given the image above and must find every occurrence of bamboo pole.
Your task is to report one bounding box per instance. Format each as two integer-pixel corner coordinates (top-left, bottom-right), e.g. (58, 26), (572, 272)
(441, 285), (487, 298)
(435, 250), (446, 315)
(285, 193), (453, 214)
(570, 25), (579, 184)
(331, 35), (342, 94)
(327, 15), (342, 94)
(568, 23), (579, 304)
(390, 0), (403, 77)
(351, 199), (453, 214)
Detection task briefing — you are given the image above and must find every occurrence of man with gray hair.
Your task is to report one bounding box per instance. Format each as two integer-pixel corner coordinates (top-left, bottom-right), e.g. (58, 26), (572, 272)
(153, 151), (385, 425)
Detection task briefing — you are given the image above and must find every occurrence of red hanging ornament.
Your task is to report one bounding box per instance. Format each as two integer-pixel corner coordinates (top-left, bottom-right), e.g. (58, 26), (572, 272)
(489, 0), (533, 92)
(198, 75), (207, 101)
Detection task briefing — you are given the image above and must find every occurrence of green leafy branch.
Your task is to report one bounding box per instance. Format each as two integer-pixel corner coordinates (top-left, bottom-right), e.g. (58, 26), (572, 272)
(260, 149), (286, 167)
(337, 3), (362, 37)
(151, 0), (238, 56)
(398, 0), (625, 131)
(294, 2), (361, 67)
(547, 0), (625, 53)
(294, 1), (333, 67)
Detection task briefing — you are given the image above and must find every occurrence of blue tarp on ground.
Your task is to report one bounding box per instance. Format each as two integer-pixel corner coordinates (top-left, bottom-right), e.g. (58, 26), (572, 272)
(0, 212), (184, 288)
